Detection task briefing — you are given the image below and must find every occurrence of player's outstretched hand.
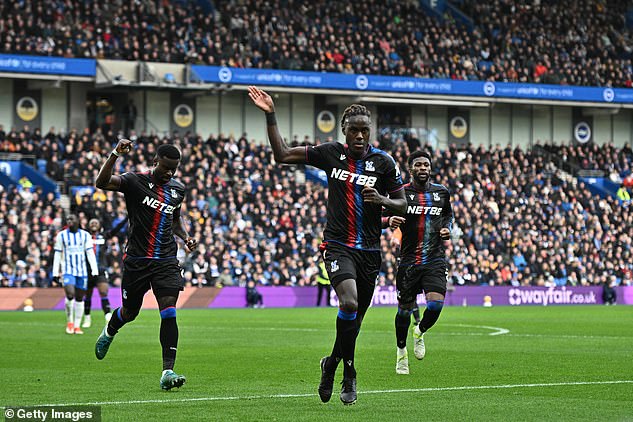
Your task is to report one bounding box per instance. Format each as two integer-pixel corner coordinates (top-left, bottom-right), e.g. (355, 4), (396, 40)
(389, 235), (401, 256)
(362, 186), (383, 205)
(388, 216), (406, 230)
(440, 228), (451, 241)
(115, 139), (133, 155)
(52, 276), (60, 286)
(185, 237), (199, 251)
(248, 86), (275, 113)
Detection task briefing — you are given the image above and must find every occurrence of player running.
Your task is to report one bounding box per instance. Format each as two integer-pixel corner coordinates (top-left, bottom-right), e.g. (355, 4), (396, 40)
(94, 139), (198, 391)
(82, 218), (126, 328)
(248, 86), (406, 405)
(52, 214), (99, 335)
(384, 150), (453, 375)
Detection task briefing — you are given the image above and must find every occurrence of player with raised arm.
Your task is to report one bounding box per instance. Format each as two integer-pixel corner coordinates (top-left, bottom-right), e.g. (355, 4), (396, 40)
(383, 150), (453, 375)
(94, 139), (198, 391)
(52, 214), (99, 335)
(248, 86), (406, 405)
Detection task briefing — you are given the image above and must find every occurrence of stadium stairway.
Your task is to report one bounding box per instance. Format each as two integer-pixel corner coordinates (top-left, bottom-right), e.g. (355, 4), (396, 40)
(532, 145), (621, 199)
(59, 192), (71, 214)
(0, 155), (60, 198)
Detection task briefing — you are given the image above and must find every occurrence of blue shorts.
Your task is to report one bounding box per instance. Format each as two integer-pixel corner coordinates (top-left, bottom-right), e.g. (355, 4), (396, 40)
(63, 275), (88, 290)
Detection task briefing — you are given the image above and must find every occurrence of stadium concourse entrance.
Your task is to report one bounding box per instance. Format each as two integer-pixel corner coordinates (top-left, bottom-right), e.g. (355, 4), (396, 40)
(86, 91), (132, 135)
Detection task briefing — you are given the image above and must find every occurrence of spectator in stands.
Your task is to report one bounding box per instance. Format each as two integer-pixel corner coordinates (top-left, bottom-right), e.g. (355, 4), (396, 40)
(1, 123), (632, 291)
(2, 0), (632, 86)
(616, 184), (631, 203)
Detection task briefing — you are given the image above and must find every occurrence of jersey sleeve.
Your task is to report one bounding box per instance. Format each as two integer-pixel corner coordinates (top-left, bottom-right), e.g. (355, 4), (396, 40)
(443, 189), (454, 230)
(384, 156), (404, 194)
(84, 231), (94, 250)
(54, 232), (63, 252)
(119, 172), (137, 194)
(305, 143), (336, 170)
(177, 189), (185, 209)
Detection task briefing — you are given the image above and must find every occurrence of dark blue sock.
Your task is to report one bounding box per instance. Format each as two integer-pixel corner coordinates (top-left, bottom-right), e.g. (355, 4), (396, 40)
(101, 297), (111, 314)
(420, 300), (444, 333)
(106, 307), (127, 336)
(335, 309), (358, 379)
(395, 307), (412, 349)
(160, 307), (178, 371)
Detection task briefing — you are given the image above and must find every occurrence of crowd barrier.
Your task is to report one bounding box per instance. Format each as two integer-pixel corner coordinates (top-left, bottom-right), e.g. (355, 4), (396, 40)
(1, 286), (631, 311)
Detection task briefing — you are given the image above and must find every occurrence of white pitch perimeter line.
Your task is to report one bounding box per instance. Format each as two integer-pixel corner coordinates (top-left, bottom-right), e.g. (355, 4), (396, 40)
(22, 380), (633, 408)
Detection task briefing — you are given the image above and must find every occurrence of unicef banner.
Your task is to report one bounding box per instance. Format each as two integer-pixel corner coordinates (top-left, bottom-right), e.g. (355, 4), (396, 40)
(0, 54), (95, 77)
(191, 65), (633, 104)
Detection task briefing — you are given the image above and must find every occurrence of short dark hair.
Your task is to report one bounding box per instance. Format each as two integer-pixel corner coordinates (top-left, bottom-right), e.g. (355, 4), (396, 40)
(341, 104), (371, 132)
(157, 144), (181, 160)
(407, 150), (432, 166)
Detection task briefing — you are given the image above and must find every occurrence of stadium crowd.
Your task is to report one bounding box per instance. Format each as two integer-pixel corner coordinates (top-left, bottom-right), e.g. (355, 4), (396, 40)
(1, 0), (632, 87)
(540, 141), (633, 185)
(1, 125), (632, 290)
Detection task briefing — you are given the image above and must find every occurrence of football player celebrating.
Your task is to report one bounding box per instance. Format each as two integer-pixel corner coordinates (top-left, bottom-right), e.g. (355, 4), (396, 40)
(94, 139), (198, 390)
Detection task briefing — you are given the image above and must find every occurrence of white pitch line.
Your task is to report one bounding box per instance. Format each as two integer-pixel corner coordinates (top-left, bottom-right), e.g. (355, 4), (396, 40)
(0, 322), (508, 335)
(21, 380), (633, 408)
(2, 322), (632, 340)
(444, 323), (510, 336)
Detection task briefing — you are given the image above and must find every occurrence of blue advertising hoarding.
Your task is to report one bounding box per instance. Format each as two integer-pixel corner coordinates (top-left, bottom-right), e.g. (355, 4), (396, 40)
(0, 54), (95, 77)
(191, 65), (633, 104)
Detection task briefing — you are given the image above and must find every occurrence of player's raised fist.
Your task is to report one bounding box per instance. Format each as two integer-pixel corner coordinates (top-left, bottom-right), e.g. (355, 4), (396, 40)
(248, 86), (275, 113)
(185, 237), (199, 251)
(115, 139), (133, 155)
(440, 227), (451, 240)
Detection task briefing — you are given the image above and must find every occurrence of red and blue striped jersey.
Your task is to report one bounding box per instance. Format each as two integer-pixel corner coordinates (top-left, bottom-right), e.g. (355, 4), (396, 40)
(306, 142), (403, 250)
(119, 172), (185, 259)
(398, 182), (453, 266)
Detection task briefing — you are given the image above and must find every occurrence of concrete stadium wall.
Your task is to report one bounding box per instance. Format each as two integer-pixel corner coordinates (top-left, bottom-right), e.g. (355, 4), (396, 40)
(0, 79), (12, 129)
(1, 286), (631, 311)
(41, 86), (68, 132)
(145, 91), (170, 134)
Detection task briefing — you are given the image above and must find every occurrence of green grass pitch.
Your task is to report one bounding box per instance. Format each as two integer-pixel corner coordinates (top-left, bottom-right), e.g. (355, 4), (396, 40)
(1, 305), (632, 421)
